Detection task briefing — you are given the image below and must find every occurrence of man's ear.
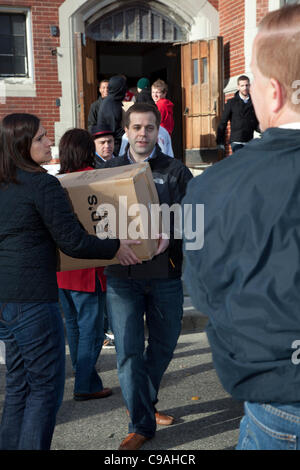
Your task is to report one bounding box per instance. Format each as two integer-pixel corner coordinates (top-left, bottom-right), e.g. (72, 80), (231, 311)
(125, 126), (129, 137)
(270, 78), (286, 113)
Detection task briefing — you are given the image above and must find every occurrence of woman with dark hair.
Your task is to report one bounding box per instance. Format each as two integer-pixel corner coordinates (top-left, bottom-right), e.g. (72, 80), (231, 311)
(58, 128), (96, 174)
(0, 115), (140, 450)
(57, 128), (112, 402)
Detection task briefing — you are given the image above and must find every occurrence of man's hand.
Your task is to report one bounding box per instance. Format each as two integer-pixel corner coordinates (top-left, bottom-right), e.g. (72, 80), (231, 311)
(154, 233), (169, 256)
(116, 239), (142, 266)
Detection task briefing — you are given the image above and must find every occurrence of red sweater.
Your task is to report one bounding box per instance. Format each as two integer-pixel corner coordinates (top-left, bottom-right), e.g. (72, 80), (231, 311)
(56, 166), (106, 293)
(156, 98), (174, 136)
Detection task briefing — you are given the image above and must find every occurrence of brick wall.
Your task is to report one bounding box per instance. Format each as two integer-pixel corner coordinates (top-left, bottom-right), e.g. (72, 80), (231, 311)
(219, 0), (245, 80)
(208, 0), (219, 10)
(256, 0), (269, 25)
(0, 0), (64, 145)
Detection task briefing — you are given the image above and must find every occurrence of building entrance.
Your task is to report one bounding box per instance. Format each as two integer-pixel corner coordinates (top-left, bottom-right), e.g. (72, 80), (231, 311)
(95, 41), (183, 158)
(74, 2), (224, 167)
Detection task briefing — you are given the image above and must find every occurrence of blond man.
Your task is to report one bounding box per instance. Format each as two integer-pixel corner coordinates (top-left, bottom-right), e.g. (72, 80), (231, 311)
(183, 4), (300, 450)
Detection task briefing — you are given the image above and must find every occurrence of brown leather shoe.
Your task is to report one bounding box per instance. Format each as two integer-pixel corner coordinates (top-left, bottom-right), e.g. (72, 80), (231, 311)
(74, 387), (112, 401)
(119, 433), (149, 451)
(155, 411), (174, 425)
(126, 409), (174, 425)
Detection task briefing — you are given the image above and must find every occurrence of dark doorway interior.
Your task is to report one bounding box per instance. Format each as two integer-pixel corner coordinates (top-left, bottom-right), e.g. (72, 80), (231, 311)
(95, 41), (183, 159)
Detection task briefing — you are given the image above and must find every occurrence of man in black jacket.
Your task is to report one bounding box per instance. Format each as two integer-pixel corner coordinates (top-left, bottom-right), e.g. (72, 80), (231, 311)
(216, 75), (259, 153)
(96, 75), (127, 157)
(183, 4), (300, 451)
(101, 103), (193, 450)
(87, 79), (109, 133)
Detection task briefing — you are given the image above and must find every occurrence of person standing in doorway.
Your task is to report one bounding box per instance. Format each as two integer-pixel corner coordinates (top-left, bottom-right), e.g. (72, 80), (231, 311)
(96, 75), (127, 157)
(216, 75), (259, 153)
(88, 79), (109, 133)
(151, 79), (174, 136)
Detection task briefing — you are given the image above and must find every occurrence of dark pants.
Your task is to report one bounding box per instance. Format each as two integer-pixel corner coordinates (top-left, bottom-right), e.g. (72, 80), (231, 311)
(106, 277), (183, 438)
(59, 279), (106, 394)
(0, 302), (65, 450)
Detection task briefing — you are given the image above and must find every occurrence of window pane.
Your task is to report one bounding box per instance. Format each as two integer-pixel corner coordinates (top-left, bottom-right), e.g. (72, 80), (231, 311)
(163, 20), (173, 41)
(0, 36), (13, 54)
(140, 9), (149, 40)
(174, 27), (183, 41)
(0, 56), (13, 74)
(152, 14), (160, 40)
(193, 59), (199, 84)
(0, 15), (11, 35)
(114, 12), (123, 40)
(100, 17), (113, 40)
(14, 56), (26, 74)
(125, 9), (136, 40)
(202, 57), (208, 83)
(14, 36), (26, 55)
(12, 15), (26, 35)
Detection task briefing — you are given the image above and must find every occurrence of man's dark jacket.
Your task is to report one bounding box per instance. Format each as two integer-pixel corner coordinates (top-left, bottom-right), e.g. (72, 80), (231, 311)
(96, 76), (127, 145)
(183, 128), (300, 403)
(0, 169), (119, 302)
(88, 96), (103, 133)
(99, 145), (193, 280)
(216, 91), (259, 145)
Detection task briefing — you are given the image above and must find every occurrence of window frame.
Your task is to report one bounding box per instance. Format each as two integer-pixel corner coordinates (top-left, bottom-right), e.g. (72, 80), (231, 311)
(0, 6), (35, 98)
(0, 12), (28, 77)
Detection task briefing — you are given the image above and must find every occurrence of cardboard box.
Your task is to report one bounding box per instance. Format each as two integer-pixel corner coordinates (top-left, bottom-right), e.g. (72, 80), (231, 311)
(56, 162), (160, 271)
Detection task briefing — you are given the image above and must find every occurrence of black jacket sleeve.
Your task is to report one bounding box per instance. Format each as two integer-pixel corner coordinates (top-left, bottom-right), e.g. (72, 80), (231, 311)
(34, 173), (120, 260)
(216, 100), (232, 145)
(88, 100), (101, 133)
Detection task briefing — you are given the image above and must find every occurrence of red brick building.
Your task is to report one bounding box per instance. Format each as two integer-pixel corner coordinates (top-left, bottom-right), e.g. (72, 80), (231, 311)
(0, 0), (294, 167)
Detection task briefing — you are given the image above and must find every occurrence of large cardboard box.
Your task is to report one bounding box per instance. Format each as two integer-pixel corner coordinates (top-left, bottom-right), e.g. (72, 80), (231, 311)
(56, 162), (160, 271)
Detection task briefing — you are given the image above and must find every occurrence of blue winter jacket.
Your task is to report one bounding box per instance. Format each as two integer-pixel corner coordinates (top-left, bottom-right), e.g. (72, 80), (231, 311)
(183, 128), (300, 403)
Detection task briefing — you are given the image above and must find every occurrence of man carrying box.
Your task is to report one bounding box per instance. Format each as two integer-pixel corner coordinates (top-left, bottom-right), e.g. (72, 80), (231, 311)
(101, 103), (193, 450)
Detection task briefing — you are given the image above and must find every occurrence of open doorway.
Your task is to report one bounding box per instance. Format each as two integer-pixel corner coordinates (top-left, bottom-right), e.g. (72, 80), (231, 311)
(95, 41), (183, 159)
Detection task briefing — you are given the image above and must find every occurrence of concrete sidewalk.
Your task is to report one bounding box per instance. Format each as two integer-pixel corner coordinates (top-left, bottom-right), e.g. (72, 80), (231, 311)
(48, 329), (243, 451)
(0, 297), (244, 451)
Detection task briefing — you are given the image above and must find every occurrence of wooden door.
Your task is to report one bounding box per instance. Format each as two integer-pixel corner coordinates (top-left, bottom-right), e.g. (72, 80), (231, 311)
(75, 33), (97, 129)
(181, 37), (224, 166)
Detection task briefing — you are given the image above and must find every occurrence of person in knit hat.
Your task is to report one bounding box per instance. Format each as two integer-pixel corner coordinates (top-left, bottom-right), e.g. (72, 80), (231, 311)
(135, 77), (155, 105)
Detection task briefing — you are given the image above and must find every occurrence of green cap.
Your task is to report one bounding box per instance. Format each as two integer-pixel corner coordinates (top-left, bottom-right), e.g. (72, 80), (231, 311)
(137, 78), (150, 89)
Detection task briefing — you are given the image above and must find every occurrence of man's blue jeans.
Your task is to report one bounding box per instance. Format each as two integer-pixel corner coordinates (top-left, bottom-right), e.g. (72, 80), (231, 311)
(0, 302), (65, 450)
(237, 401), (300, 450)
(59, 278), (106, 394)
(106, 277), (183, 438)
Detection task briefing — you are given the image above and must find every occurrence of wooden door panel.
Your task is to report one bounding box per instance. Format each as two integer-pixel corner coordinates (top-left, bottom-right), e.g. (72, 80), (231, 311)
(181, 37), (224, 165)
(75, 33), (97, 130)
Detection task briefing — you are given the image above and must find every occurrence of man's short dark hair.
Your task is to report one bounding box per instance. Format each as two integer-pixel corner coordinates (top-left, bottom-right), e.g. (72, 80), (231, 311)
(237, 75), (250, 84)
(124, 103), (161, 129)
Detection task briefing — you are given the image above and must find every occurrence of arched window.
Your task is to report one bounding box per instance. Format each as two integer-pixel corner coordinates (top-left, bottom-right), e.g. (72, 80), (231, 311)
(87, 5), (185, 42)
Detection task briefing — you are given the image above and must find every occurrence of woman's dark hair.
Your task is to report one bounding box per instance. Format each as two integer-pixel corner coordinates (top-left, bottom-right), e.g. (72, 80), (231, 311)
(0, 113), (45, 184)
(58, 128), (96, 174)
